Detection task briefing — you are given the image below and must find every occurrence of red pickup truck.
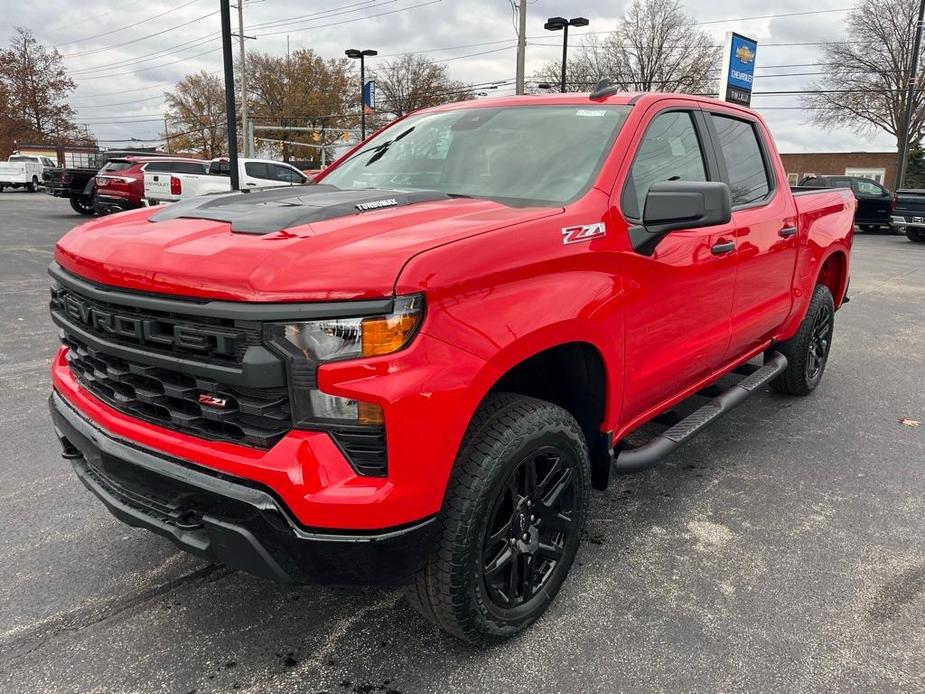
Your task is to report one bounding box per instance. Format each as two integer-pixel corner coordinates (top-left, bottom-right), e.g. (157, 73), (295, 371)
(49, 91), (853, 645)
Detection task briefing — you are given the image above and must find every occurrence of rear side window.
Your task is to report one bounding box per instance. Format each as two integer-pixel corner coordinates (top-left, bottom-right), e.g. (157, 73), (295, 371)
(245, 162), (272, 180)
(855, 179), (885, 196)
(209, 160), (230, 176)
(710, 115), (771, 206)
(622, 111), (707, 220)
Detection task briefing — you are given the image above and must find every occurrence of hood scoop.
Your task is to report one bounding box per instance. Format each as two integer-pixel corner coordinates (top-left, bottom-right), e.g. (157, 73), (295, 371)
(148, 184), (450, 234)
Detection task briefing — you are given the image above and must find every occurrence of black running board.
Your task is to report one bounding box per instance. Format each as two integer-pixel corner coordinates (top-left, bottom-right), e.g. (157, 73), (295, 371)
(611, 352), (788, 474)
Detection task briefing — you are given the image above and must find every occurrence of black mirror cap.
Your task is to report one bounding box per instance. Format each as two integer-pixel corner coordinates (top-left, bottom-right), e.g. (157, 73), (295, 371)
(629, 181), (732, 255)
(643, 180), (732, 233)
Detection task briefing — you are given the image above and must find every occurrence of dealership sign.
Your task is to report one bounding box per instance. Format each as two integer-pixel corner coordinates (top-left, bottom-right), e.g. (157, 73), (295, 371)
(718, 32), (758, 107)
(363, 80), (376, 114)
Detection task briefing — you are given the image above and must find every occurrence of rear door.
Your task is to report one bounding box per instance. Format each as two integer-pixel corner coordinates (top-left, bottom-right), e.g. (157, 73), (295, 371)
(618, 106), (738, 420)
(704, 110), (799, 356)
(853, 177), (891, 225)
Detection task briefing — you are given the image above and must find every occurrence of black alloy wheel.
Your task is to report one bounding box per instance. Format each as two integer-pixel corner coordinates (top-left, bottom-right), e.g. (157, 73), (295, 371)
(482, 446), (578, 610)
(805, 301), (832, 383)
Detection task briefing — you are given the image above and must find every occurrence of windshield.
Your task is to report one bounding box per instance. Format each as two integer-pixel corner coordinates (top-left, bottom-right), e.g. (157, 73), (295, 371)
(322, 105), (631, 206)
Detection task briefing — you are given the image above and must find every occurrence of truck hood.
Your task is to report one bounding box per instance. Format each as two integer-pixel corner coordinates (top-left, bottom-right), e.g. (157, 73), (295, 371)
(55, 186), (561, 301)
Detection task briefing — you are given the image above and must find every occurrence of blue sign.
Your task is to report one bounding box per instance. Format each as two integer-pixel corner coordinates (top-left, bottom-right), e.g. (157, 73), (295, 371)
(721, 32), (758, 106)
(363, 80), (376, 112)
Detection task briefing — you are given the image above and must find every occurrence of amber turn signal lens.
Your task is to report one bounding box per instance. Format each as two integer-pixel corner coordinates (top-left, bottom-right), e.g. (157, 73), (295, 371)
(361, 312), (420, 357)
(358, 401), (385, 425)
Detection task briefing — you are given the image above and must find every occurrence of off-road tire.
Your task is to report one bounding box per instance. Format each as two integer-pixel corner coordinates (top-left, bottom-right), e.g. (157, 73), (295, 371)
(770, 284), (835, 396)
(405, 393), (591, 645)
(69, 194), (95, 216)
(907, 228), (924, 242)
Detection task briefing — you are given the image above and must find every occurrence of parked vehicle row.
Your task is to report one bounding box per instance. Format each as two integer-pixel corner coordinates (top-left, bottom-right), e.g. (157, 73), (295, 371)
(41, 154), (309, 216)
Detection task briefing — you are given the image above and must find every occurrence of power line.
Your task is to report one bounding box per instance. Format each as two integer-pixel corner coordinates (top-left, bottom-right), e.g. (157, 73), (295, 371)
(56, 0), (204, 51)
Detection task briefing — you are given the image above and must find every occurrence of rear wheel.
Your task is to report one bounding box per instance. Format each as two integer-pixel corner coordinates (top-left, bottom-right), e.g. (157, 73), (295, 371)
(405, 393), (590, 645)
(27, 176), (38, 192)
(770, 284), (835, 396)
(69, 194), (95, 216)
(859, 224), (874, 233)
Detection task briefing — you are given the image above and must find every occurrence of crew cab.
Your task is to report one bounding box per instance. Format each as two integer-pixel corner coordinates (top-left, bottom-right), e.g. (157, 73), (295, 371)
(94, 157), (208, 215)
(143, 157), (308, 203)
(800, 174), (895, 232)
(0, 154), (49, 192)
(891, 189), (925, 241)
(49, 91), (853, 645)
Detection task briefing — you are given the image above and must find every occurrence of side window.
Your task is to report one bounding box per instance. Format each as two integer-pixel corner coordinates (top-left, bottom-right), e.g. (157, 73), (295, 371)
(209, 160), (230, 176)
(173, 161), (208, 174)
(855, 179), (883, 196)
(709, 114), (771, 206)
(622, 111), (707, 220)
(272, 164), (305, 183)
(143, 162), (171, 173)
(244, 162), (272, 180)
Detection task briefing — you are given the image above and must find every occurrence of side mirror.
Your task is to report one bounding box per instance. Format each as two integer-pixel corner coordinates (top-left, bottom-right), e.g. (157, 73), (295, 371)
(630, 180), (732, 254)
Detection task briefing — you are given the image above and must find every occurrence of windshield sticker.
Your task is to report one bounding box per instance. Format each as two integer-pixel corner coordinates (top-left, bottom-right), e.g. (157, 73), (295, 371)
(562, 222), (606, 245)
(575, 109), (607, 117)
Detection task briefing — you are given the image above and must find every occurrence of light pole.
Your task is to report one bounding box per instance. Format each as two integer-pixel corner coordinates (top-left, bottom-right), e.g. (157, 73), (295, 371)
(345, 48), (377, 141)
(219, 0), (240, 190)
(544, 16), (589, 93)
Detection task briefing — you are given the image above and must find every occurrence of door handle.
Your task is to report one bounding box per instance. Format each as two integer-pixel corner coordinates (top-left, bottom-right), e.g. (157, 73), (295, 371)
(778, 226), (798, 238)
(710, 241), (736, 255)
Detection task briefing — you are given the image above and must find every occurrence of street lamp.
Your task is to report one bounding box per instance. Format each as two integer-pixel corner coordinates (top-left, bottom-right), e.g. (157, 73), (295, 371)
(345, 48), (377, 140)
(544, 16), (589, 93)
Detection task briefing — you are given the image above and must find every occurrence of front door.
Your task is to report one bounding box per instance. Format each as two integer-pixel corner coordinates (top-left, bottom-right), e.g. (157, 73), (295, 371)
(618, 108), (738, 423)
(853, 177), (892, 225)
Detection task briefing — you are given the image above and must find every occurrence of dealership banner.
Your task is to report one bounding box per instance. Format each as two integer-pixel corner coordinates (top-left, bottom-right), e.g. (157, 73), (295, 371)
(363, 80), (376, 114)
(718, 32), (757, 107)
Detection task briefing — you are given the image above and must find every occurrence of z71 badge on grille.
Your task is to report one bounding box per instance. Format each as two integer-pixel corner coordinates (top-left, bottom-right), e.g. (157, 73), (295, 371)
(198, 394), (228, 408)
(561, 222), (606, 245)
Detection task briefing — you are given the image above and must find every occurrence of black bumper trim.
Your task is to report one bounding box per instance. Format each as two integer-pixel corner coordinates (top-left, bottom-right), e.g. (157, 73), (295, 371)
(50, 391), (437, 584)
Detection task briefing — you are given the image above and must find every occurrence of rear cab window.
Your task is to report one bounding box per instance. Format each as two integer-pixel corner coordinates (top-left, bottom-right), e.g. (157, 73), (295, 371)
(100, 160), (134, 173)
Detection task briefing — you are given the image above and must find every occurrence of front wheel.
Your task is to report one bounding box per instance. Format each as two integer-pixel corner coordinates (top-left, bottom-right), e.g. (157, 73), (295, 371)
(908, 228), (925, 243)
(405, 393), (590, 645)
(770, 284), (835, 396)
(69, 194), (95, 216)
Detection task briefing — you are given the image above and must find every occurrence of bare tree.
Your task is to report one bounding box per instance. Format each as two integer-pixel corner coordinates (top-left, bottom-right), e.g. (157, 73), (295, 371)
(372, 53), (474, 117)
(0, 27), (81, 152)
(163, 71), (227, 158)
(535, 0), (718, 93)
(804, 0), (924, 154)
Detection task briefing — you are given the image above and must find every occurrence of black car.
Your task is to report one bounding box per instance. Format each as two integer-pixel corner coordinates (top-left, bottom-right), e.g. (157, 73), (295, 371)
(891, 189), (925, 242)
(799, 175), (896, 232)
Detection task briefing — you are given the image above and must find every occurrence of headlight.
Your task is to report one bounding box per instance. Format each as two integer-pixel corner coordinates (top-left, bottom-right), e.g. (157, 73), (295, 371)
(264, 295), (424, 427)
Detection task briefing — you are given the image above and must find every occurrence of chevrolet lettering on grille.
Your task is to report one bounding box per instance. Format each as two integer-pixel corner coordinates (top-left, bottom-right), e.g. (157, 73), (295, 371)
(53, 288), (239, 357)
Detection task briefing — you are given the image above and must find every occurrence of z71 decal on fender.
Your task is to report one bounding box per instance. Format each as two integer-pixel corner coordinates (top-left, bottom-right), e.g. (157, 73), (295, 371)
(561, 222), (606, 245)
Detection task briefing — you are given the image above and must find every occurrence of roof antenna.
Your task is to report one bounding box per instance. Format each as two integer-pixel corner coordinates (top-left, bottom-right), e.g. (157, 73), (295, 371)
(589, 79), (620, 101)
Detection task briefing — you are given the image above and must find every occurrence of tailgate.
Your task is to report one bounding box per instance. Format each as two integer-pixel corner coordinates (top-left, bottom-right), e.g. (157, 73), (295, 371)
(143, 172), (174, 201)
(894, 190), (925, 217)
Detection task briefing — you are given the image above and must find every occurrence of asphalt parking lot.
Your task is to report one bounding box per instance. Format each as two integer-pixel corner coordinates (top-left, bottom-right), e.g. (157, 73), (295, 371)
(0, 190), (923, 693)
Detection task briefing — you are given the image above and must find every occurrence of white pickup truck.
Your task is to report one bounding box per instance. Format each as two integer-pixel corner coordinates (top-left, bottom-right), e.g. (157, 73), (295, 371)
(144, 157), (308, 203)
(0, 154), (55, 192)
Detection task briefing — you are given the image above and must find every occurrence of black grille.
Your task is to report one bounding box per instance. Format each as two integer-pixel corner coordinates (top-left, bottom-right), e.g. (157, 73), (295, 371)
(64, 335), (291, 448)
(330, 428), (388, 477)
(50, 285), (260, 365)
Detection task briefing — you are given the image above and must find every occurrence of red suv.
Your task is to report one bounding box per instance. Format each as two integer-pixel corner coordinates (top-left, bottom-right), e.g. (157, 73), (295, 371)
(94, 157), (207, 215)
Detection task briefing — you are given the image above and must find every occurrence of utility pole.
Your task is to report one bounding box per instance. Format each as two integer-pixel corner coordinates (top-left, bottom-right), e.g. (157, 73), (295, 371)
(219, 0), (240, 190)
(896, 0), (925, 190)
(236, 1), (250, 157)
(164, 116), (171, 154)
(515, 0), (527, 95)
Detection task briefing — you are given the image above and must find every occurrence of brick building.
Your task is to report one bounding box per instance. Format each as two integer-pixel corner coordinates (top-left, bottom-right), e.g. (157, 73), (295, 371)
(780, 151), (899, 189)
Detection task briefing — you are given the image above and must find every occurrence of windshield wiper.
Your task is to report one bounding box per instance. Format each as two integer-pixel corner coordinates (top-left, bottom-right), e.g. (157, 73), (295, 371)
(364, 126), (416, 167)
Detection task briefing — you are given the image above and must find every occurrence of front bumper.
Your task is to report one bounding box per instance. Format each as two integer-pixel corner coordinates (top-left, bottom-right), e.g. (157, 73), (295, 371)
(50, 390), (437, 585)
(892, 215), (925, 229)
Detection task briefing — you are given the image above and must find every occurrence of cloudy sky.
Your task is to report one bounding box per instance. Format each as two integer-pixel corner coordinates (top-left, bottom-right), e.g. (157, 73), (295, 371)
(4, 0), (897, 152)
